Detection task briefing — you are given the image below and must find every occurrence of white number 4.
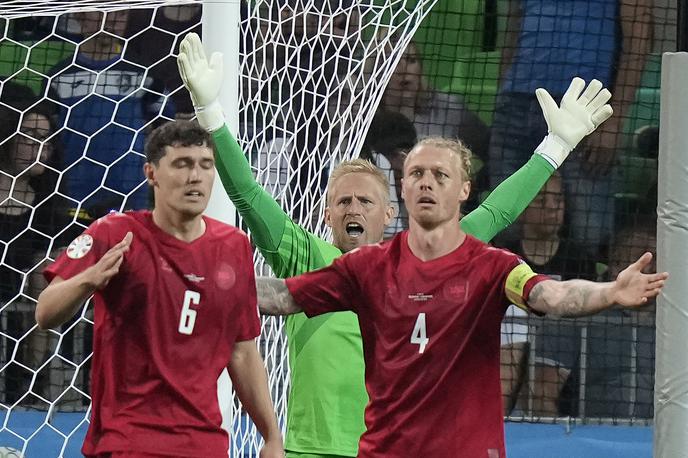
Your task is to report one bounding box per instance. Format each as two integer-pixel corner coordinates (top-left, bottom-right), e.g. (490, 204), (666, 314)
(178, 290), (200, 335)
(410, 313), (429, 353)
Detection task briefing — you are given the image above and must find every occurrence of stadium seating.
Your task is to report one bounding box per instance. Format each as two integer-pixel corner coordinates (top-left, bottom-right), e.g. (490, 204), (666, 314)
(0, 39), (76, 96)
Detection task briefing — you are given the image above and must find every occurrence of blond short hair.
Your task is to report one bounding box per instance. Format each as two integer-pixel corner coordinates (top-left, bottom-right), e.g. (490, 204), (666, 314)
(327, 159), (390, 205)
(405, 137), (473, 182)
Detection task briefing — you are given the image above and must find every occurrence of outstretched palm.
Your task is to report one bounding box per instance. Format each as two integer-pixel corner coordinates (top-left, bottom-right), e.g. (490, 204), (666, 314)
(613, 252), (668, 307)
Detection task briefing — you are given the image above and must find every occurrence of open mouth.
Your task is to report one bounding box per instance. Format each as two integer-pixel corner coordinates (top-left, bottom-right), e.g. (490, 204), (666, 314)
(184, 190), (204, 198)
(346, 222), (364, 238)
(418, 196), (436, 205)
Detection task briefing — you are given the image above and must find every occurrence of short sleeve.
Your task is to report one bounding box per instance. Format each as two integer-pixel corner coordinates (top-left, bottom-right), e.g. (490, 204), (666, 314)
(43, 215), (119, 283)
(235, 235), (261, 342)
(285, 250), (362, 318)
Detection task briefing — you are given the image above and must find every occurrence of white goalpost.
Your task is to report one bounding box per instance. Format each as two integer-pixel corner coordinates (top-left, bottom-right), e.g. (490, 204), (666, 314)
(0, 0), (439, 456)
(654, 51), (688, 458)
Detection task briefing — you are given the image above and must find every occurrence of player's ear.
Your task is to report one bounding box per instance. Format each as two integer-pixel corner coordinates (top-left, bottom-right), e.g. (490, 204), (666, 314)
(384, 203), (395, 226)
(458, 180), (471, 203)
(143, 162), (157, 187)
(324, 205), (333, 228)
(400, 177), (406, 201)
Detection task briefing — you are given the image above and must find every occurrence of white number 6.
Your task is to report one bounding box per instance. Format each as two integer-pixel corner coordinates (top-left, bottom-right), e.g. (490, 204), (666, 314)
(410, 312), (429, 353)
(178, 290), (200, 335)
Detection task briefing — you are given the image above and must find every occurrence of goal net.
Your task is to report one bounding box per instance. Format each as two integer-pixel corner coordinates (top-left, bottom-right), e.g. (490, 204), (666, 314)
(0, 0), (438, 456)
(0, 0), (673, 455)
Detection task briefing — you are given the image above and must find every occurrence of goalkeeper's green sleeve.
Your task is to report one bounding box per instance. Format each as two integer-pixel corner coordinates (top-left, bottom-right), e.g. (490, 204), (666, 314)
(461, 154), (555, 243)
(211, 125), (289, 252)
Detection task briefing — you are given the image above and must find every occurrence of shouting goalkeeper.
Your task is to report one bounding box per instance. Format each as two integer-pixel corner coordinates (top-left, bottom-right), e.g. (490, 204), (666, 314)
(178, 33), (614, 458)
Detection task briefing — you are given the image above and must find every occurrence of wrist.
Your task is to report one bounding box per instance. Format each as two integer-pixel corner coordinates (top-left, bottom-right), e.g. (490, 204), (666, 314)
(194, 99), (225, 132)
(261, 421), (283, 442)
(605, 281), (619, 307)
(77, 267), (100, 293)
(534, 133), (572, 169)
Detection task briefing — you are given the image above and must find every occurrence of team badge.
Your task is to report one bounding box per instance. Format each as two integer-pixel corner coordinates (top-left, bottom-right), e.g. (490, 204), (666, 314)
(67, 234), (93, 259)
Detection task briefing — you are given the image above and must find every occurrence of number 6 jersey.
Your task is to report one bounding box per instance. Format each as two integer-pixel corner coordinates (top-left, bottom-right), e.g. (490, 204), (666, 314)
(285, 231), (548, 458)
(44, 210), (260, 458)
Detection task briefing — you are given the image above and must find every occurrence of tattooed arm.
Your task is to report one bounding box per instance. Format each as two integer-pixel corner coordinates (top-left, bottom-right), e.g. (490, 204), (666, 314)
(527, 279), (615, 317)
(256, 277), (302, 316)
(528, 253), (668, 317)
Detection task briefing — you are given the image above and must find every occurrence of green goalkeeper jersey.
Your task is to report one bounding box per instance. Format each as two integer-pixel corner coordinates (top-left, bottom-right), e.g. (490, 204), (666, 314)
(212, 125), (554, 456)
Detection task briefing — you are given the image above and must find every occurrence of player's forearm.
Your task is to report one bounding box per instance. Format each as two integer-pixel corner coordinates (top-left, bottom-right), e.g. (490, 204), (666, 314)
(256, 277), (302, 315)
(212, 125), (289, 252)
(527, 279), (616, 317)
(461, 154), (553, 242)
(227, 342), (283, 445)
(35, 274), (95, 329)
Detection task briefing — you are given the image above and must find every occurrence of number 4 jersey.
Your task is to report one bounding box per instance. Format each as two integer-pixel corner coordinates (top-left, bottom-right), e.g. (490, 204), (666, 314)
(44, 210), (260, 458)
(285, 231), (549, 458)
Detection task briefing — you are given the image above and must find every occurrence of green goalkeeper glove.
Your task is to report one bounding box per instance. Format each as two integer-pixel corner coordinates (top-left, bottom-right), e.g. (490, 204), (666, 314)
(535, 77), (614, 169)
(177, 32), (225, 132)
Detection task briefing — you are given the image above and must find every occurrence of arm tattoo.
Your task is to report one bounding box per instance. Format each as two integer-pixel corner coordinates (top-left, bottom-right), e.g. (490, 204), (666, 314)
(530, 280), (612, 317)
(255, 277), (301, 316)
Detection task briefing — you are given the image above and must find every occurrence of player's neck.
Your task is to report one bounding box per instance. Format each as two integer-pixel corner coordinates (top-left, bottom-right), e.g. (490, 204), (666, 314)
(406, 220), (466, 262)
(152, 208), (206, 243)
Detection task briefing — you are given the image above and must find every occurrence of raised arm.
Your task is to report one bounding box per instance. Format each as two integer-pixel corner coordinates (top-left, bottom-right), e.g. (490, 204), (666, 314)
(227, 340), (284, 458)
(178, 32), (337, 276)
(462, 77), (614, 242)
(527, 252), (667, 317)
(178, 32), (288, 251)
(256, 277), (303, 316)
(36, 232), (132, 329)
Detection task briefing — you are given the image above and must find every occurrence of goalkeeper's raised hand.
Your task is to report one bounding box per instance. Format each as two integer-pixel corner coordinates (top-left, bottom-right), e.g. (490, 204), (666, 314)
(534, 77), (614, 169)
(177, 32), (225, 132)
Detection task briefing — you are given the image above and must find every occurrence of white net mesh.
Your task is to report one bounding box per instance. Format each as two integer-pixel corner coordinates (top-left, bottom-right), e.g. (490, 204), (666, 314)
(0, 0), (436, 455)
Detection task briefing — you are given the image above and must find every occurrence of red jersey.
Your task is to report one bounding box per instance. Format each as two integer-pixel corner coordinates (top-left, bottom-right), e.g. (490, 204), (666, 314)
(286, 232), (547, 458)
(45, 211), (260, 457)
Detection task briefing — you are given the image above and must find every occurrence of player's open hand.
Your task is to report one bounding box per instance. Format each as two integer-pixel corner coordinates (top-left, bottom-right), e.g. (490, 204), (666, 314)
(177, 32), (223, 109)
(85, 232), (133, 290)
(259, 438), (285, 458)
(534, 77), (614, 169)
(612, 252), (668, 307)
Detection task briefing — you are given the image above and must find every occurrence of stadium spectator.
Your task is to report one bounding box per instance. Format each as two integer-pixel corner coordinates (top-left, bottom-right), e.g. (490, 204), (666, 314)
(35, 120), (284, 458)
(0, 83), (73, 402)
(500, 172), (598, 416)
(380, 40), (490, 160)
(360, 109), (417, 237)
(488, 0), (653, 255)
(0, 84), (72, 303)
(177, 32), (615, 458)
(258, 137), (667, 457)
(583, 214), (657, 418)
(45, 9), (173, 218)
(126, 5), (202, 117)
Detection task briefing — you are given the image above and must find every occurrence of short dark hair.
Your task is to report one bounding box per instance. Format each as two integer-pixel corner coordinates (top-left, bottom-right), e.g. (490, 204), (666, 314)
(144, 120), (212, 165)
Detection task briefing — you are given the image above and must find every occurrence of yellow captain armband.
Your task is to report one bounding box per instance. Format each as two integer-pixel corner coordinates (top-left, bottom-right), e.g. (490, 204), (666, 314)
(505, 263), (538, 309)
